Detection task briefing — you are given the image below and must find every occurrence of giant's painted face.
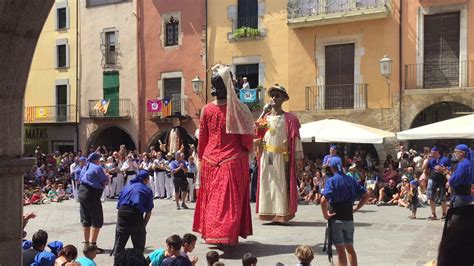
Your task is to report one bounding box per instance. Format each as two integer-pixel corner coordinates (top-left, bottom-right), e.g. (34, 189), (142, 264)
(211, 71), (228, 99)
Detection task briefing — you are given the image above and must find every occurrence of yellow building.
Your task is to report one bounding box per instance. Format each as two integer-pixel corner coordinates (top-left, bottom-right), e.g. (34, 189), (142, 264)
(208, 0), (400, 130)
(207, 0), (290, 108)
(24, 0), (79, 155)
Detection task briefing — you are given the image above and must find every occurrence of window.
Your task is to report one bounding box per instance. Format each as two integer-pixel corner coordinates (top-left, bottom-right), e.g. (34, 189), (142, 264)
(237, 0), (258, 28)
(56, 84), (68, 121)
(103, 72), (120, 117)
(165, 16), (179, 46)
(86, 0), (127, 8)
(105, 31), (117, 65)
(163, 78), (182, 113)
(57, 7), (67, 30)
(325, 43), (355, 109)
(55, 39), (69, 68)
(423, 12), (460, 88)
(235, 64), (259, 88)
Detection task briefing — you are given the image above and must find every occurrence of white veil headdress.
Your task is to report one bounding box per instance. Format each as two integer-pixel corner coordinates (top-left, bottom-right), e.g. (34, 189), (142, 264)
(212, 64), (255, 135)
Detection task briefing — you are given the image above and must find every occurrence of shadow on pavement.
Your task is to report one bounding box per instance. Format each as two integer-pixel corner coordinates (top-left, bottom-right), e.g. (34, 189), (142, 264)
(288, 221), (372, 227)
(216, 241), (300, 259)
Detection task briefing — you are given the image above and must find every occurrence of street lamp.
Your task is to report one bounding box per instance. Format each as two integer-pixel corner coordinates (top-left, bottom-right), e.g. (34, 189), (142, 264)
(192, 75), (204, 94)
(379, 55), (393, 107)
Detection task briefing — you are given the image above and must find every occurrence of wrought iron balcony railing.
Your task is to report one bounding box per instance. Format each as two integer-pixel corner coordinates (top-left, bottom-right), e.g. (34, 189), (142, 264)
(305, 84), (368, 110)
(24, 105), (78, 123)
(88, 99), (131, 119)
(150, 97), (188, 120)
(288, 0), (389, 27)
(404, 60), (474, 90)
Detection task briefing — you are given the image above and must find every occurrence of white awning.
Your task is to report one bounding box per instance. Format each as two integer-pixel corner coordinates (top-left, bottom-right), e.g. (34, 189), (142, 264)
(396, 114), (474, 140)
(300, 118), (395, 144)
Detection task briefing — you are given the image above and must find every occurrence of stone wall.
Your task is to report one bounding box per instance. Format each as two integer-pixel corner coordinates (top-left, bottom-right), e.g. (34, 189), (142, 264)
(401, 88), (474, 130)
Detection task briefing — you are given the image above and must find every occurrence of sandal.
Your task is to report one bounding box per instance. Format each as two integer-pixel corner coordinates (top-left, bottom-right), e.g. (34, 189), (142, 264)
(427, 215), (438, 220)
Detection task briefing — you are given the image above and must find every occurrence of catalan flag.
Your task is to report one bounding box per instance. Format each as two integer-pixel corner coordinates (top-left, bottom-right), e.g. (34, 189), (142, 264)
(161, 97), (173, 117)
(94, 99), (110, 114)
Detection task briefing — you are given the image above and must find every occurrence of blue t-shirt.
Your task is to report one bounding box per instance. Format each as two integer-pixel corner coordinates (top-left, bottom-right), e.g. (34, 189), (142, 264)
(323, 172), (366, 221)
(148, 248), (166, 266)
(449, 158), (472, 202)
(76, 256), (97, 266)
(117, 181), (154, 213)
(79, 163), (108, 189)
(428, 156), (451, 170)
(170, 160), (187, 179)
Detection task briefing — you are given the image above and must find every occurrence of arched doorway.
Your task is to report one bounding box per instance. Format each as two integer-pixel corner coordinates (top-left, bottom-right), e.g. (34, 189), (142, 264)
(409, 101), (473, 151)
(88, 126), (136, 152)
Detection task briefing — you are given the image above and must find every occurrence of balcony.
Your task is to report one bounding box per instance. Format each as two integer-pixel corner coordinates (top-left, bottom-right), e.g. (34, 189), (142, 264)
(229, 17), (265, 42)
(24, 105), (78, 124)
(405, 60), (474, 90)
(287, 0), (389, 28)
(88, 99), (131, 119)
(149, 97), (190, 122)
(305, 84), (367, 110)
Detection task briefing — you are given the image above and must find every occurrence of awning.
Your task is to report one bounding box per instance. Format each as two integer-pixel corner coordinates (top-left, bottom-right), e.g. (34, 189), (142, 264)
(300, 118), (395, 144)
(396, 114), (474, 140)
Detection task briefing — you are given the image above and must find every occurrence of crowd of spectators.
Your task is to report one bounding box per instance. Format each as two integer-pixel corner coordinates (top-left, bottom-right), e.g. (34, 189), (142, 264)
(297, 143), (473, 220)
(23, 144), (198, 209)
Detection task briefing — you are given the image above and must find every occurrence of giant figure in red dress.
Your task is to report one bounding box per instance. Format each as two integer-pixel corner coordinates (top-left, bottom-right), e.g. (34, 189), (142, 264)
(192, 65), (255, 246)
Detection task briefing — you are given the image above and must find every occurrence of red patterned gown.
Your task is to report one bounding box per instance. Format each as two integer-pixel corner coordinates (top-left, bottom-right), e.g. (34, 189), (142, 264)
(192, 103), (253, 245)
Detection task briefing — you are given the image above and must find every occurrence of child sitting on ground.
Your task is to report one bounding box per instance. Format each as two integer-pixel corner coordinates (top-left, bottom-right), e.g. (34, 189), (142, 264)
(181, 233), (198, 266)
(408, 179), (419, 219)
(242, 253), (257, 266)
(206, 251), (219, 266)
(366, 187), (378, 204)
(295, 245), (314, 266)
(28, 188), (44, 205)
(161, 235), (191, 266)
(56, 183), (68, 201)
(148, 235), (185, 266)
(47, 183), (60, 202)
(76, 244), (98, 266)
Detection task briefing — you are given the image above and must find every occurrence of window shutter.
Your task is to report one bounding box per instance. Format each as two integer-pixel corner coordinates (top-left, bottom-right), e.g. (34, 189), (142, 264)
(66, 43), (70, 68)
(66, 6), (70, 29)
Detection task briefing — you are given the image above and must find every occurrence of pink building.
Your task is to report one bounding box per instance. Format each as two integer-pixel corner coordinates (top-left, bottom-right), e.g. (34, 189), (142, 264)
(137, 0), (206, 151)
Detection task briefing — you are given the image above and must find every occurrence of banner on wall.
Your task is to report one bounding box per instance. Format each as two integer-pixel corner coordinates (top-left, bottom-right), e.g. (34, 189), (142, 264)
(147, 99), (163, 112)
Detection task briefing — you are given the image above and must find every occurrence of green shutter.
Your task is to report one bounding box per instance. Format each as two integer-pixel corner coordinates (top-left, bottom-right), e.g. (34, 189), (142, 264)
(103, 71), (119, 116)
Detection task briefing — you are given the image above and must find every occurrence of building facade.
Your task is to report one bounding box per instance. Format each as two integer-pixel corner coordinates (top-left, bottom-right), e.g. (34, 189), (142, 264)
(24, 0), (79, 155)
(207, 0), (287, 110)
(400, 0), (474, 134)
(287, 0), (401, 134)
(78, 0), (138, 152)
(138, 0), (206, 151)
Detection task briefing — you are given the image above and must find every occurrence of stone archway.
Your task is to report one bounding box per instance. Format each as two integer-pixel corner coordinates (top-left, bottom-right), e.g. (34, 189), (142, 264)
(0, 1), (54, 263)
(408, 101), (473, 151)
(401, 94), (474, 130)
(87, 125), (137, 152)
(146, 130), (165, 151)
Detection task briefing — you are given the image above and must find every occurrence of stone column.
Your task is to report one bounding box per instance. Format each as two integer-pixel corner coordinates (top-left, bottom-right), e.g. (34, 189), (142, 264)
(0, 1), (54, 264)
(0, 158), (35, 264)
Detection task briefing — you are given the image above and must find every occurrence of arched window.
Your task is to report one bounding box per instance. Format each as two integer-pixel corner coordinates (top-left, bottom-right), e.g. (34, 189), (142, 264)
(165, 16), (179, 46)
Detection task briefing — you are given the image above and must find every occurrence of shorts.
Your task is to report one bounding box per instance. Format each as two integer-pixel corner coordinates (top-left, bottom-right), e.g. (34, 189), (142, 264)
(331, 220), (354, 245)
(78, 184), (104, 228)
(426, 179), (447, 202)
(173, 178), (189, 193)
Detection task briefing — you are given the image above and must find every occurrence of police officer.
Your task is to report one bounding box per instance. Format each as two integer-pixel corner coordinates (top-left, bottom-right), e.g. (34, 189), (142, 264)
(320, 157), (369, 266)
(112, 170), (154, 255)
(78, 153), (109, 253)
(443, 144), (472, 207)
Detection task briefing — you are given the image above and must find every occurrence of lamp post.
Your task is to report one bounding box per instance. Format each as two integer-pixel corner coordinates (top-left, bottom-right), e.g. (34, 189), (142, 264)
(192, 75), (204, 94)
(379, 55), (393, 108)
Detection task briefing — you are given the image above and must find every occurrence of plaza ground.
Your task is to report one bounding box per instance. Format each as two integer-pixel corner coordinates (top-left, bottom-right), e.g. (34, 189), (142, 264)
(24, 199), (443, 266)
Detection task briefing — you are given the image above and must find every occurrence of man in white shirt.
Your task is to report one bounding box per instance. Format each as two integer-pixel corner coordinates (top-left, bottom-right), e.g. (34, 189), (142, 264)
(242, 77), (250, 89)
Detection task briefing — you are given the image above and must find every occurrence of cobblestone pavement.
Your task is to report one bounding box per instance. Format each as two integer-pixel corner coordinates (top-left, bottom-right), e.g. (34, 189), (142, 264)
(24, 199), (443, 266)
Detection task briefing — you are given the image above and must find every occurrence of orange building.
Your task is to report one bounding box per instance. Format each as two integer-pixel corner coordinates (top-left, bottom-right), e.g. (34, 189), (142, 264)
(400, 0), (474, 135)
(137, 0), (206, 151)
